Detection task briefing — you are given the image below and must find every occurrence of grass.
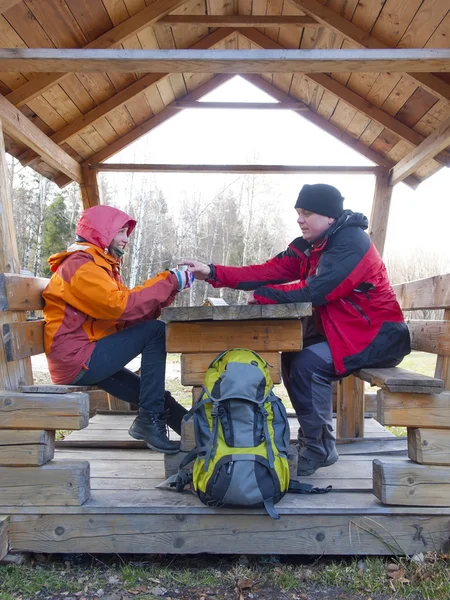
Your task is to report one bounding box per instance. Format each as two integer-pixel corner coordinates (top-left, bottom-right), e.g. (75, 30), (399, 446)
(1, 552), (450, 600)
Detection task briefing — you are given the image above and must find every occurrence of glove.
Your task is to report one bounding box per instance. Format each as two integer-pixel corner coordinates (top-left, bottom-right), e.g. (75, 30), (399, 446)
(169, 268), (194, 292)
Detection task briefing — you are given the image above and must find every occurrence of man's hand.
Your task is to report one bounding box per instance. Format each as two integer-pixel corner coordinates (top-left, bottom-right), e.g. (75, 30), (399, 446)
(179, 260), (211, 281)
(247, 291), (258, 304)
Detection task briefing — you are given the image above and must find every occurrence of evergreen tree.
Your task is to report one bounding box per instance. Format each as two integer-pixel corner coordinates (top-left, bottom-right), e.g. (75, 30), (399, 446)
(40, 195), (75, 277)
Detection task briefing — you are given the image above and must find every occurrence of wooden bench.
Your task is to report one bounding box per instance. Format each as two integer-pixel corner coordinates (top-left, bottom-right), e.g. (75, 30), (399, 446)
(352, 273), (450, 506)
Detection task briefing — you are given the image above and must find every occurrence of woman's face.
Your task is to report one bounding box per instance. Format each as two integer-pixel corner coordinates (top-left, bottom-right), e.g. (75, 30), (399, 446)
(111, 226), (129, 254)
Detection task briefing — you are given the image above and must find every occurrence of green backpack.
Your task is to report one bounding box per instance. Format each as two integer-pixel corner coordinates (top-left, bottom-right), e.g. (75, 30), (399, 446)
(173, 348), (330, 519)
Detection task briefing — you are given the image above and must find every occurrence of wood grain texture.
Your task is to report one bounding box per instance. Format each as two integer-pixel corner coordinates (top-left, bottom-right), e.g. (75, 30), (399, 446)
(0, 516), (8, 561)
(0, 391), (89, 430)
(166, 320), (303, 353)
(0, 273), (48, 312)
(373, 459), (450, 506)
(2, 321), (44, 361)
(369, 168), (392, 257)
(393, 274), (450, 311)
(0, 430), (54, 466)
(1, 48), (449, 74)
(0, 461), (90, 506)
(356, 367), (443, 392)
(162, 303), (311, 322)
(336, 375), (365, 439)
(408, 428), (450, 466)
(181, 351), (281, 385)
(407, 320), (450, 355)
(8, 512), (450, 555)
(377, 390), (450, 428)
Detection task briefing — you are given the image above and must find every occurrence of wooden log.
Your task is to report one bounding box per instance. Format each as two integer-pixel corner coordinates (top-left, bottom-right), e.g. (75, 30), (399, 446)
(18, 384), (96, 394)
(79, 164), (100, 209)
(0, 273), (48, 312)
(2, 321), (44, 361)
(393, 274), (450, 311)
(369, 168), (392, 257)
(373, 459), (450, 506)
(0, 430), (54, 466)
(181, 352), (281, 385)
(435, 309), (450, 392)
(377, 390), (450, 428)
(166, 320), (303, 353)
(408, 428), (450, 466)
(407, 320), (450, 355)
(0, 516), (8, 561)
(1, 48), (450, 74)
(162, 303), (311, 322)
(356, 367), (443, 393)
(336, 375), (365, 439)
(0, 461), (90, 506)
(0, 391), (89, 430)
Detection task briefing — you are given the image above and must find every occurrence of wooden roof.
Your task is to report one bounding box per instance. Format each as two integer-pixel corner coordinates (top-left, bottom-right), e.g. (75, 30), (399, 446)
(1, 0), (450, 188)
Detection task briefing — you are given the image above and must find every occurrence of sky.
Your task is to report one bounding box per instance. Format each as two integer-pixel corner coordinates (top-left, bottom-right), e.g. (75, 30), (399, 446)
(103, 75), (450, 268)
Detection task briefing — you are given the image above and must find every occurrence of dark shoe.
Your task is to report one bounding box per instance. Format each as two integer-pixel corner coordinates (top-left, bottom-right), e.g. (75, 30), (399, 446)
(164, 391), (187, 435)
(129, 409), (180, 454)
(296, 451), (338, 476)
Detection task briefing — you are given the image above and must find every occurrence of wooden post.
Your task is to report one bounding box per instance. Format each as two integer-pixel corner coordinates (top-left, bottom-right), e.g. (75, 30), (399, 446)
(336, 375), (365, 439)
(369, 168), (393, 257)
(80, 164), (100, 209)
(435, 308), (450, 390)
(0, 119), (33, 388)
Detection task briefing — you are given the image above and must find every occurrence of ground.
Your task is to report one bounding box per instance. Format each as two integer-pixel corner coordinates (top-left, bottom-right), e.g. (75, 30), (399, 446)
(1, 552), (450, 600)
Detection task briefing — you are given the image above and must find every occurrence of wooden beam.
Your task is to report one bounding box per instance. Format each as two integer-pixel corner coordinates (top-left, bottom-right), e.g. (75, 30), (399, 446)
(0, 0), (21, 11)
(17, 29), (235, 167)
(336, 375), (365, 439)
(241, 74), (419, 189)
(290, 0), (450, 103)
(1, 48), (449, 74)
(80, 164), (100, 209)
(0, 95), (82, 183)
(240, 29), (450, 168)
(369, 168), (392, 257)
(90, 164), (382, 174)
(158, 15), (319, 27)
(5, 0), (189, 108)
(80, 74), (233, 166)
(390, 116), (450, 186)
(393, 274), (450, 311)
(170, 101), (309, 110)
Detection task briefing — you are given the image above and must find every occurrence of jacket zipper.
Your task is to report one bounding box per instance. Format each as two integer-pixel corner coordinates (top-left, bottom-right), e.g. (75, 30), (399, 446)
(345, 296), (371, 324)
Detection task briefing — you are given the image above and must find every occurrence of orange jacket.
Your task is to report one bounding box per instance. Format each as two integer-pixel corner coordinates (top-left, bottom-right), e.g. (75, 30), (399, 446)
(43, 206), (178, 384)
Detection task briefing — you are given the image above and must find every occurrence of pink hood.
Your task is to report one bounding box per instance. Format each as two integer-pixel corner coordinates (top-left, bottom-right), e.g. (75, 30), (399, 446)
(76, 205), (136, 250)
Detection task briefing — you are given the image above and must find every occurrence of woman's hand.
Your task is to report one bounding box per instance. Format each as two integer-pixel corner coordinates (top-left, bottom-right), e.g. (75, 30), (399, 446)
(179, 260), (211, 281)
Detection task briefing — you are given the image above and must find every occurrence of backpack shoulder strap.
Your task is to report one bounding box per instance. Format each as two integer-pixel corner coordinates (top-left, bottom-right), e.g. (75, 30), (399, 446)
(288, 481), (332, 494)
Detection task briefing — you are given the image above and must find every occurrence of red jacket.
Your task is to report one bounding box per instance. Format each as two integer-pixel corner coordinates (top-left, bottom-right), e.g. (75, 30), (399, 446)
(43, 205), (178, 384)
(209, 211), (410, 375)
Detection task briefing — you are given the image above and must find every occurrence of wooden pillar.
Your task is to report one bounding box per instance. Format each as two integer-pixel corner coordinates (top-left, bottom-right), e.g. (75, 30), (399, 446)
(369, 168), (393, 257)
(80, 164), (100, 209)
(336, 375), (365, 439)
(435, 309), (450, 391)
(0, 119), (33, 388)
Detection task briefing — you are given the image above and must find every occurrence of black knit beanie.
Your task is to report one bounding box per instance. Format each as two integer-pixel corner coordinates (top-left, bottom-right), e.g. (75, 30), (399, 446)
(295, 183), (344, 218)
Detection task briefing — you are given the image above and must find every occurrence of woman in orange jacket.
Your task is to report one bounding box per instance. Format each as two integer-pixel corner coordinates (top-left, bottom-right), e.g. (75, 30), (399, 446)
(43, 204), (192, 454)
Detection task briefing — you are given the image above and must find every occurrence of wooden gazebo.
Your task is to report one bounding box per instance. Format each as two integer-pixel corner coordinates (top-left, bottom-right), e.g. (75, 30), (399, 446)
(0, 0), (449, 557)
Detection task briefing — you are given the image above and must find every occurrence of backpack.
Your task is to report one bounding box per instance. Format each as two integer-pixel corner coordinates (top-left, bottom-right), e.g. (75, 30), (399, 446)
(173, 348), (331, 518)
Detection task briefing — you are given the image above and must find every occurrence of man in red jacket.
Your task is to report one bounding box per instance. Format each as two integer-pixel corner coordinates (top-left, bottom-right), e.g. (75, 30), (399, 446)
(184, 184), (410, 476)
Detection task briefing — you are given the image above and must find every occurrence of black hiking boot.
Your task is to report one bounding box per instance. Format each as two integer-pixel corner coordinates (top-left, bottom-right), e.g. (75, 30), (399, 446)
(164, 391), (187, 436)
(129, 409), (180, 454)
(296, 451), (338, 476)
(296, 424), (339, 476)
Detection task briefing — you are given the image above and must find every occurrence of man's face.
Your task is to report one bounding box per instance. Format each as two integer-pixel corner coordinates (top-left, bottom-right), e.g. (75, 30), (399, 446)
(111, 226), (129, 253)
(296, 208), (335, 242)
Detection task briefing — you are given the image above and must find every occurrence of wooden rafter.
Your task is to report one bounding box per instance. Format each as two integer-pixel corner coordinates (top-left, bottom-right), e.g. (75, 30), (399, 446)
(0, 94), (82, 183)
(290, 0), (450, 103)
(90, 164), (382, 174)
(240, 29), (450, 167)
(18, 29), (235, 168)
(1, 48), (449, 74)
(157, 15), (319, 27)
(241, 74), (419, 189)
(54, 74), (234, 186)
(390, 116), (450, 186)
(5, 0), (189, 108)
